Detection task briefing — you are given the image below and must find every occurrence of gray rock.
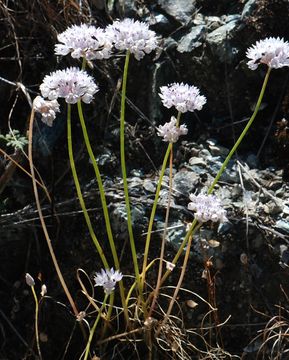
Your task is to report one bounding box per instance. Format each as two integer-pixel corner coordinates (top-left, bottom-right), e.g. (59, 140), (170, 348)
(149, 13), (176, 34)
(189, 156), (207, 167)
(177, 25), (206, 53)
(143, 179), (156, 193)
(208, 144), (229, 157)
(275, 220), (289, 234)
(164, 220), (187, 250)
(111, 202), (147, 239)
(218, 221), (233, 235)
(282, 205), (289, 215)
(241, 0), (258, 20)
(206, 16), (223, 31)
(173, 170), (198, 195)
(206, 17), (241, 63)
(263, 200), (284, 215)
(192, 13), (205, 26)
(157, 0), (196, 25)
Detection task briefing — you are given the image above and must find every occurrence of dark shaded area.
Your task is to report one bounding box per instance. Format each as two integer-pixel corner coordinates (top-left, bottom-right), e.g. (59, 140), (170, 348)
(1, 0), (289, 359)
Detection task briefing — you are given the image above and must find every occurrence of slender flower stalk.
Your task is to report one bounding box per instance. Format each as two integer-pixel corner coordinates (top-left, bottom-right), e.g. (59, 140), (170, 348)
(67, 104), (108, 268)
(120, 50), (141, 292)
(77, 101), (129, 322)
(141, 111), (182, 289)
(83, 293), (109, 360)
(145, 218), (198, 307)
(156, 222), (202, 334)
(149, 146), (174, 317)
(160, 192), (226, 329)
(28, 109), (81, 320)
(26, 274), (42, 360)
(208, 67), (271, 194)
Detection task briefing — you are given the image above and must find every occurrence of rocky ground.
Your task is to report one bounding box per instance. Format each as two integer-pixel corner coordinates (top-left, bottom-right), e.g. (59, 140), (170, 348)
(1, 0), (289, 359)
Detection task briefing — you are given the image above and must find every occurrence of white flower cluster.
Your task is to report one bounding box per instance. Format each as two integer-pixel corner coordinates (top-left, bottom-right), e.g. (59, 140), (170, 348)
(159, 83), (207, 113)
(157, 116), (187, 143)
(33, 96), (60, 126)
(246, 37), (289, 70)
(55, 24), (113, 60)
(94, 268), (123, 295)
(106, 18), (158, 60)
(188, 193), (227, 223)
(40, 67), (98, 104)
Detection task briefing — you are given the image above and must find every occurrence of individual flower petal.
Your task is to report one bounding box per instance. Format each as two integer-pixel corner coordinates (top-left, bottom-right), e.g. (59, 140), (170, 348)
(55, 24), (113, 60)
(246, 37), (289, 70)
(106, 18), (158, 60)
(40, 67), (98, 104)
(188, 193), (227, 223)
(159, 83), (206, 113)
(33, 96), (60, 126)
(93, 268), (123, 295)
(157, 116), (187, 143)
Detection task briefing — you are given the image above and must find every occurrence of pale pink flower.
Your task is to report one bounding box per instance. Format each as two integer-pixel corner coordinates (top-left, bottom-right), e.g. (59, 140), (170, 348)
(159, 83), (206, 113)
(33, 96), (60, 126)
(157, 116), (187, 143)
(55, 24), (113, 60)
(106, 18), (158, 60)
(94, 268), (123, 295)
(40, 67), (98, 104)
(246, 37), (289, 70)
(188, 193), (227, 223)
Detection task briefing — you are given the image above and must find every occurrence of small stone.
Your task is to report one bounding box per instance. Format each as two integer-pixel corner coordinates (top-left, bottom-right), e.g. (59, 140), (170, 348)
(189, 156), (206, 166)
(208, 239), (220, 248)
(177, 25), (206, 53)
(208, 144), (229, 156)
(173, 170), (198, 195)
(263, 200), (284, 215)
(143, 179), (156, 193)
(275, 220), (289, 234)
(241, 0), (258, 20)
(157, 0), (197, 25)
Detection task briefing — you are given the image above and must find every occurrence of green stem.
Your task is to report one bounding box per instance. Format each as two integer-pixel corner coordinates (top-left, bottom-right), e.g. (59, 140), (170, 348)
(157, 222), (202, 334)
(148, 144), (173, 317)
(81, 58), (87, 70)
(83, 293), (109, 360)
(77, 101), (129, 324)
(67, 104), (108, 268)
(120, 51), (141, 288)
(146, 218), (198, 306)
(141, 112), (181, 293)
(208, 67), (271, 194)
(31, 286), (42, 360)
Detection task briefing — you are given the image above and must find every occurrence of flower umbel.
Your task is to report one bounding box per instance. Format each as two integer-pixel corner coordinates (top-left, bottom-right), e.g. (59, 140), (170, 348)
(94, 268), (123, 295)
(33, 96), (60, 126)
(157, 116), (188, 143)
(55, 24), (113, 60)
(188, 193), (227, 223)
(246, 37), (289, 70)
(106, 18), (158, 60)
(40, 67), (98, 104)
(159, 82), (207, 113)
